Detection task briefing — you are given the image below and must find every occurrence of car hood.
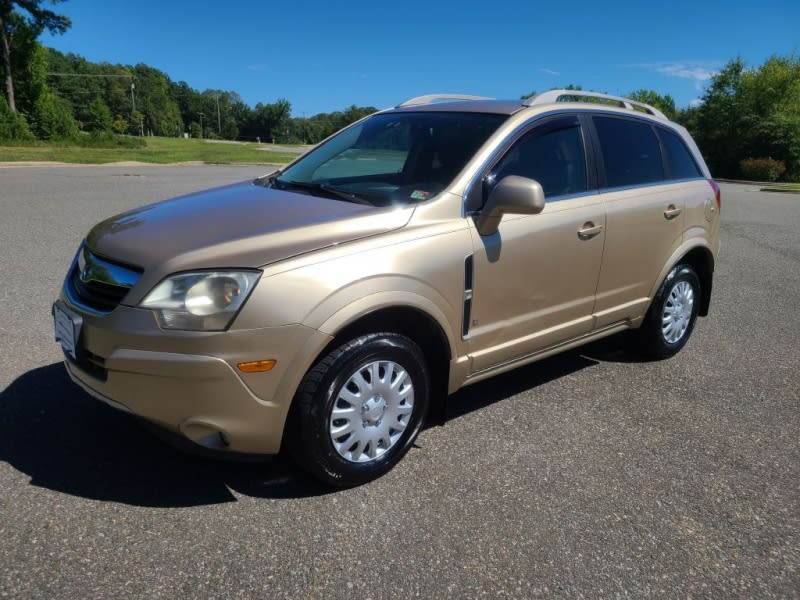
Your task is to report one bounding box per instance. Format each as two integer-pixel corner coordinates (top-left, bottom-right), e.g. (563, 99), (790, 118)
(85, 180), (413, 303)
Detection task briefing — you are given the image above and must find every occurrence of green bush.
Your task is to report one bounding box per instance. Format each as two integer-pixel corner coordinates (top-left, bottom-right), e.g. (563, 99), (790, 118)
(32, 92), (79, 140)
(739, 157), (787, 181)
(0, 96), (35, 141)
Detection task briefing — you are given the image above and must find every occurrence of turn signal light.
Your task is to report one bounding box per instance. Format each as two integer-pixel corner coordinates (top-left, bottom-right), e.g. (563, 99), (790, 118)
(237, 359), (277, 373)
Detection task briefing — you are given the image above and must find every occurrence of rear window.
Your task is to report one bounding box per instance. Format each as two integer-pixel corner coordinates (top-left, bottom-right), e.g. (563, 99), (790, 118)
(594, 116), (664, 188)
(658, 128), (703, 180)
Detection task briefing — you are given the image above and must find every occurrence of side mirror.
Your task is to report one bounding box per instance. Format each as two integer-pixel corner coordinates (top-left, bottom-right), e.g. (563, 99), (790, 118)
(474, 175), (545, 236)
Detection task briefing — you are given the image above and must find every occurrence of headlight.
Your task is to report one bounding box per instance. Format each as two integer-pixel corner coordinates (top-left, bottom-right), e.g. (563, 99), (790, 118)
(140, 270), (261, 331)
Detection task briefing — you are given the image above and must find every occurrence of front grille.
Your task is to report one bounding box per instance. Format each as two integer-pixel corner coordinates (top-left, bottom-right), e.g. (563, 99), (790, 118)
(68, 266), (130, 311)
(65, 245), (142, 314)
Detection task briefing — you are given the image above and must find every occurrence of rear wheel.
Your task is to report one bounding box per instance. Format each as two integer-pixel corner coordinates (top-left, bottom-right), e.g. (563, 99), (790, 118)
(634, 264), (701, 359)
(288, 333), (430, 487)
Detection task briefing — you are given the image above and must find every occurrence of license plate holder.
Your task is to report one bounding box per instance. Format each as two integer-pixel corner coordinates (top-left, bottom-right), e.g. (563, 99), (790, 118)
(54, 302), (82, 360)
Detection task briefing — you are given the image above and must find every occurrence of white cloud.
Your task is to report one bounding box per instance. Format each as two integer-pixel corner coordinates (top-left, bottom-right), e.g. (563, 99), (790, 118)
(689, 98), (704, 108)
(624, 61), (721, 92)
(654, 63), (717, 82)
(626, 61), (720, 83)
(539, 68), (560, 76)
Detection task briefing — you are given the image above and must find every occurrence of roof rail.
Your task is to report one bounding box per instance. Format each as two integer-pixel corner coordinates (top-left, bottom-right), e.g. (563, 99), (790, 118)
(525, 89), (668, 119)
(397, 94), (493, 108)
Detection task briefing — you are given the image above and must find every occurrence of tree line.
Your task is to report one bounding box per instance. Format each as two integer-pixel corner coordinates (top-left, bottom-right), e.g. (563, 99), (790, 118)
(0, 42), (377, 145)
(1, 1), (376, 144)
(1, 1), (798, 180)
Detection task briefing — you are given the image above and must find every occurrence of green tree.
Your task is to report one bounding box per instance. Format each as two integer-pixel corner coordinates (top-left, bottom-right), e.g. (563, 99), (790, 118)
(0, 0), (70, 112)
(132, 64), (182, 136)
(0, 15), (42, 116)
(690, 58), (746, 177)
(690, 55), (800, 179)
(31, 87), (77, 139)
(83, 95), (111, 131)
(129, 109), (142, 136)
(0, 91), (32, 138)
(249, 98), (291, 142)
(738, 55), (800, 178)
(627, 89), (677, 120)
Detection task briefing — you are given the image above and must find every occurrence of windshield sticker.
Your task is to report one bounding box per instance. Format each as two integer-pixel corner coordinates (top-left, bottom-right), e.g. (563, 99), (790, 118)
(410, 190), (430, 200)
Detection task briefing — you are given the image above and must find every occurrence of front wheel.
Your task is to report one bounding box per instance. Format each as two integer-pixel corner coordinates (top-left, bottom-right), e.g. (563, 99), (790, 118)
(634, 264), (701, 359)
(287, 333), (430, 487)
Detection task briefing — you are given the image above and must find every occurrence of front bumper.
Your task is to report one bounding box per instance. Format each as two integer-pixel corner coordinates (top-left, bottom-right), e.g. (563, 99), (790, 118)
(55, 297), (331, 455)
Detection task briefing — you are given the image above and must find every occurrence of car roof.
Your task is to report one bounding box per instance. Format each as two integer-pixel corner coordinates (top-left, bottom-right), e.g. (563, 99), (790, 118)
(389, 99), (526, 115)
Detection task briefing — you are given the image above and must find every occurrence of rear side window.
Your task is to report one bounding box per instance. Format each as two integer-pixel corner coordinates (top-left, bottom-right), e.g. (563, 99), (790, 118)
(658, 128), (702, 180)
(594, 116), (663, 188)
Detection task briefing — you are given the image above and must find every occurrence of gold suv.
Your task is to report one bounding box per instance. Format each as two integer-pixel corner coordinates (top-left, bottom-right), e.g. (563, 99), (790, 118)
(54, 91), (721, 486)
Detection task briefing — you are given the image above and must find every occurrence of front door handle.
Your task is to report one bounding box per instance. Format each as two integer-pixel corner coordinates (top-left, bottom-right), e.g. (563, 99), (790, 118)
(664, 205), (682, 220)
(577, 222), (603, 240)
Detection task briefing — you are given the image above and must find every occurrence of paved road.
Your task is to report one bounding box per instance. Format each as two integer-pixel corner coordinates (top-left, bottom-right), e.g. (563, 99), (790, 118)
(0, 169), (797, 598)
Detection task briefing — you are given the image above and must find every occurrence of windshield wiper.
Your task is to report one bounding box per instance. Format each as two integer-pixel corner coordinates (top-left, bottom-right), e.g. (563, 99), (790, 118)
(277, 179), (373, 206)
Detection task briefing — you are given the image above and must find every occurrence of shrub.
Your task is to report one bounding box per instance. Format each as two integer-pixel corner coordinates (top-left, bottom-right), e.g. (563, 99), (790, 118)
(111, 116), (128, 135)
(739, 157), (787, 182)
(0, 96), (35, 141)
(32, 92), (79, 140)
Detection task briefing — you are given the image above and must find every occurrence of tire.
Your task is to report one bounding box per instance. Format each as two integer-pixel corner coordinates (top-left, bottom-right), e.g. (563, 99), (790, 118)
(634, 264), (701, 359)
(287, 333), (430, 487)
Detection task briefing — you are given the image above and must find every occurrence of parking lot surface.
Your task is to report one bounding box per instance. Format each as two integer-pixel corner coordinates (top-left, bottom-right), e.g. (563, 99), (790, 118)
(1, 167), (797, 598)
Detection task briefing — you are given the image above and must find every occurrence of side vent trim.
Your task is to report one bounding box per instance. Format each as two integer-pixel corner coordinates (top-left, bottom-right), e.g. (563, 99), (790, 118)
(462, 255), (474, 339)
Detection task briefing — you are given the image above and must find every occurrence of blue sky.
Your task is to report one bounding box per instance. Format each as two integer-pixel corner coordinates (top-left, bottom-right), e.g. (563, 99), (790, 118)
(41, 0), (799, 117)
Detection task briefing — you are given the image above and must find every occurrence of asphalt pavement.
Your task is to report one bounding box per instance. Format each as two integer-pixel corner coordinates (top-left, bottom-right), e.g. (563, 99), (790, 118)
(0, 168), (797, 598)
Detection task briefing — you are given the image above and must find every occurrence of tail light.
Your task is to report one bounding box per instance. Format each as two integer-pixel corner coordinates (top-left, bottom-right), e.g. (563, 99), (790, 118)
(708, 179), (721, 211)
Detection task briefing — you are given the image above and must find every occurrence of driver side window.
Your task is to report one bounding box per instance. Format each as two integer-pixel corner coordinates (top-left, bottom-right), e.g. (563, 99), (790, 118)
(490, 120), (588, 201)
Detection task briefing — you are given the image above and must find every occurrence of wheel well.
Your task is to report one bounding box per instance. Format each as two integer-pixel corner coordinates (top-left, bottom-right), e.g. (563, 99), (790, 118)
(324, 307), (452, 425)
(677, 247), (714, 316)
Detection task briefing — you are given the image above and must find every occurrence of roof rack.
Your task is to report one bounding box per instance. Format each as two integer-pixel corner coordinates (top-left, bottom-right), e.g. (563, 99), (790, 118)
(396, 94), (494, 108)
(525, 89), (667, 119)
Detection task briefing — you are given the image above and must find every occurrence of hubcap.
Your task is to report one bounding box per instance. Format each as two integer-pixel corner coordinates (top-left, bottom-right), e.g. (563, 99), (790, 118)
(661, 280), (694, 344)
(329, 360), (414, 463)
(362, 396), (387, 424)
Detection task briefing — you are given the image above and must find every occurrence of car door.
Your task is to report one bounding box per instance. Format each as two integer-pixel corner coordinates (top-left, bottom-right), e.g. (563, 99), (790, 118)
(465, 115), (605, 374)
(588, 115), (686, 328)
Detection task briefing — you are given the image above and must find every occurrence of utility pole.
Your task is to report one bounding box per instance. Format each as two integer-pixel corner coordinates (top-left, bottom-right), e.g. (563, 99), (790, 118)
(199, 113), (204, 138)
(130, 81), (135, 114)
(215, 95), (221, 135)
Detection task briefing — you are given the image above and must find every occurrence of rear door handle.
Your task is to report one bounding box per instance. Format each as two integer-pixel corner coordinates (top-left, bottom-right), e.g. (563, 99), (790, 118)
(577, 222), (603, 240)
(664, 205), (682, 220)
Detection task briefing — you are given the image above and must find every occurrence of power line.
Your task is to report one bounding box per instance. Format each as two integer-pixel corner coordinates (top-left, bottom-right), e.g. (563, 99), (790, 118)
(46, 72), (132, 78)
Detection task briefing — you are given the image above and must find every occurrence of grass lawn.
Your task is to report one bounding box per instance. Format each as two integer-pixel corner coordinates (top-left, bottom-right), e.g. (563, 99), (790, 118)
(0, 137), (299, 165)
(760, 182), (800, 193)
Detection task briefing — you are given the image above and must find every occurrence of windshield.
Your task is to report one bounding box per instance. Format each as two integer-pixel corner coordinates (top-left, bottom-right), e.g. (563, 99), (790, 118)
(273, 111), (508, 206)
